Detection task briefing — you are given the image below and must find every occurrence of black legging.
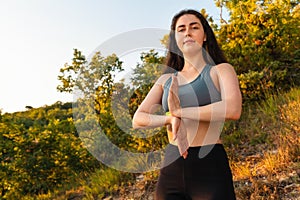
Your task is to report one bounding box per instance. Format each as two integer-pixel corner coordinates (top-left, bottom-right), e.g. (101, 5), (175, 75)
(155, 144), (236, 200)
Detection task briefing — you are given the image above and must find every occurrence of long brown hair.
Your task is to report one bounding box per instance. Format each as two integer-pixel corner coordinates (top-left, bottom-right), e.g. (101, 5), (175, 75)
(164, 9), (227, 72)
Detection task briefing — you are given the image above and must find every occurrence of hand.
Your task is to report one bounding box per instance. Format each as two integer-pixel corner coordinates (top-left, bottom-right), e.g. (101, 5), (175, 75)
(168, 75), (181, 117)
(166, 116), (181, 141)
(177, 119), (189, 159)
(166, 116), (189, 159)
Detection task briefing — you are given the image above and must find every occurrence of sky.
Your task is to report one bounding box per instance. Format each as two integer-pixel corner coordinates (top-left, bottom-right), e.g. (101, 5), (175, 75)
(0, 0), (228, 113)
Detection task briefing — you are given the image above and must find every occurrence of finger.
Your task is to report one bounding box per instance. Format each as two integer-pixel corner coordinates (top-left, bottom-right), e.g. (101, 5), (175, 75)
(166, 124), (171, 132)
(168, 125), (177, 141)
(168, 86), (180, 113)
(170, 75), (178, 94)
(172, 125), (177, 140)
(173, 133), (177, 141)
(182, 151), (188, 159)
(177, 121), (189, 157)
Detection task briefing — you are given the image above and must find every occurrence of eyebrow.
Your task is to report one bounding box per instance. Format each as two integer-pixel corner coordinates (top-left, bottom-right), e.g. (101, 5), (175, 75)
(176, 22), (201, 29)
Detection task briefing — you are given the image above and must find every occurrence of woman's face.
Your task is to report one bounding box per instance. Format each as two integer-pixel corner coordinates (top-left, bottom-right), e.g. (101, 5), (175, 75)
(174, 14), (206, 55)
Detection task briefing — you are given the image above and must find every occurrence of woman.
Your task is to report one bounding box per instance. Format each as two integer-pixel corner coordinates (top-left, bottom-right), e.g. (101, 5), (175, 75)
(132, 9), (242, 200)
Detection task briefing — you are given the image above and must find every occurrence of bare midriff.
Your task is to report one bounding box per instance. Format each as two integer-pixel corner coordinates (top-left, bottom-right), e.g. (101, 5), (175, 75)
(167, 118), (223, 147)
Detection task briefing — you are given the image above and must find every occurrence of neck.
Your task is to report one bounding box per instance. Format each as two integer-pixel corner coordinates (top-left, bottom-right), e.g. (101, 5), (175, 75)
(182, 51), (206, 72)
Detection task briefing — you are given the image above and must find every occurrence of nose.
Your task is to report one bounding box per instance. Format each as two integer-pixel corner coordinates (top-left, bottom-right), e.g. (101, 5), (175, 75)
(185, 27), (192, 37)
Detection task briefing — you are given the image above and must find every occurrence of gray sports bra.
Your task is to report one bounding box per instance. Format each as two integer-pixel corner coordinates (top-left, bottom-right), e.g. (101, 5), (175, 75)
(162, 64), (221, 112)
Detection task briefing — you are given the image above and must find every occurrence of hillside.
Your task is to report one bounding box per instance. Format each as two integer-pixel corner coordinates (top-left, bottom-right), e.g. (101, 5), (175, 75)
(0, 88), (299, 200)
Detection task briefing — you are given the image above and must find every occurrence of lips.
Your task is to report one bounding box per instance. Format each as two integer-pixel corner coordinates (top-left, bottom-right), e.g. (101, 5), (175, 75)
(183, 39), (195, 44)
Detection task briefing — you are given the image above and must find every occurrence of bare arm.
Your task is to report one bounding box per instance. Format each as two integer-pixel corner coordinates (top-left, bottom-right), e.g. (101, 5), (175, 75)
(132, 75), (172, 129)
(169, 63), (242, 122)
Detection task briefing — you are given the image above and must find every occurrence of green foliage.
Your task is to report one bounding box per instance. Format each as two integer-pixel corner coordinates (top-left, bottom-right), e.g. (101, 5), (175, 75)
(127, 50), (168, 152)
(129, 50), (165, 117)
(223, 86), (300, 147)
(82, 167), (134, 199)
(58, 49), (169, 154)
(57, 49), (86, 93)
(131, 50), (164, 87)
(238, 66), (286, 102)
(216, 0), (300, 100)
(0, 102), (98, 199)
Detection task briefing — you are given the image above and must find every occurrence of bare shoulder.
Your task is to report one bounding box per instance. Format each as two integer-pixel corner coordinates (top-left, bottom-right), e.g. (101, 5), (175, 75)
(156, 73), (173, 86)
(212, 63), (237, 75)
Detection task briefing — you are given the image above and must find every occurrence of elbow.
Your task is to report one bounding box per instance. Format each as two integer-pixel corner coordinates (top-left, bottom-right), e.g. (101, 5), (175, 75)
(225, 95), (242, 120)
(225, 100), (242, 120)
(227, 106), (242, 120)
(132, 121), (140, 129)
(229, 110), (241, 120)
(132, 113), (142, 129)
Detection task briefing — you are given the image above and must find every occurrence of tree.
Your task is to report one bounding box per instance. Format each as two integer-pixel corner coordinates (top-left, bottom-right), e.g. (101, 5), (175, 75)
(57, 48), (169, 154)
(215, 0), (300, 101)
(57, 49), (86, 93)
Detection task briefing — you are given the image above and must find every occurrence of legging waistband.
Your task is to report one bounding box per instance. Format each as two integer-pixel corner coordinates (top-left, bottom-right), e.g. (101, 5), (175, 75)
(162, 143), (226, 168)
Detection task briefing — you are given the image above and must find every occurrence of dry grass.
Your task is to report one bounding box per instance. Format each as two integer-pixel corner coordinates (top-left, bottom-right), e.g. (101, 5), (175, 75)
(230, 88), (300, 200)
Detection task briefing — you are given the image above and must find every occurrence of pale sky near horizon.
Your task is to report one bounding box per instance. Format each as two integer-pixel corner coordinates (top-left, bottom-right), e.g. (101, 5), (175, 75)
(0, 0), (228, 113)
